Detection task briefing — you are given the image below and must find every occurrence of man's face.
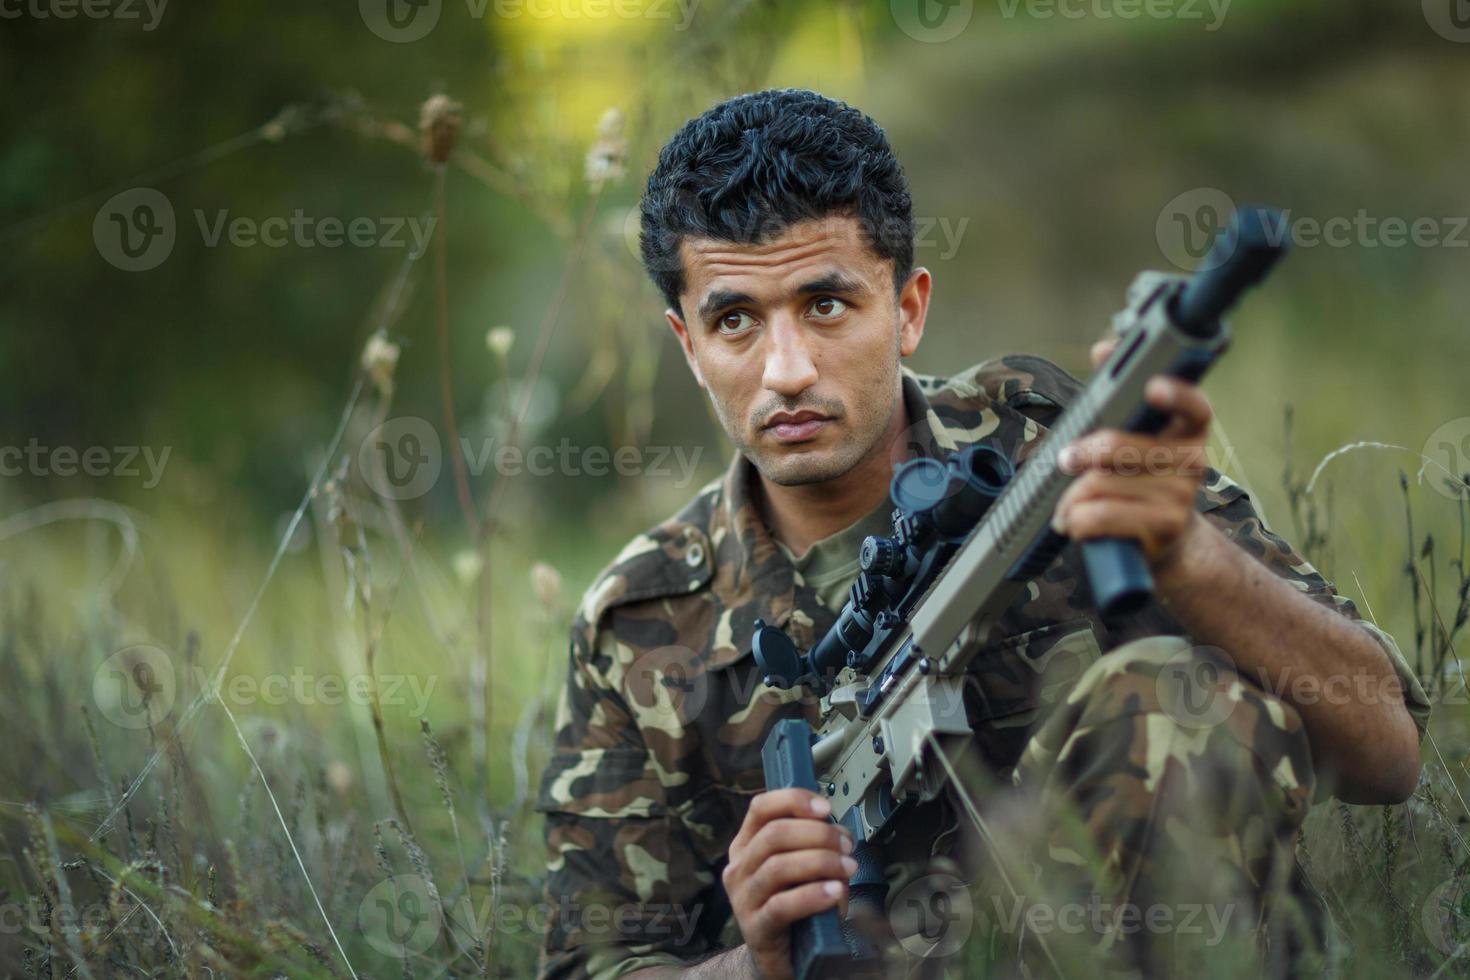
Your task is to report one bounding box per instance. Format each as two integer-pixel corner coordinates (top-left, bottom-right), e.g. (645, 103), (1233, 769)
(667, 216), (929, 487)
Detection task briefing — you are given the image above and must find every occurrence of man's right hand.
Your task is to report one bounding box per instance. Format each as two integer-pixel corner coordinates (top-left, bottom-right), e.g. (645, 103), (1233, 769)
(722, 788), (857, 980)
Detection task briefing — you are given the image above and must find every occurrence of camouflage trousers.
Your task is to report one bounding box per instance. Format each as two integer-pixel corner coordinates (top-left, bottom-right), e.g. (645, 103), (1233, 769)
(886, 635), (1325, 980)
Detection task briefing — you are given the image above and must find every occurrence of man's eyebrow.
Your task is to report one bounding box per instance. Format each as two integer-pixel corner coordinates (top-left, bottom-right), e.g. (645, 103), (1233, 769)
(795, 272), (869, 297)
(697, 288), (755, 321)
(696, 272), (869, 322)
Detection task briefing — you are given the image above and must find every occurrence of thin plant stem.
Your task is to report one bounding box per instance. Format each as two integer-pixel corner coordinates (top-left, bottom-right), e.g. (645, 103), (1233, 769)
(434, 164), (480, 540)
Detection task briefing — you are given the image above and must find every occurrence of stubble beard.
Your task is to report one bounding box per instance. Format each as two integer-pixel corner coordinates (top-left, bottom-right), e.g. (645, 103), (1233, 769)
(710, 360), (902, 489)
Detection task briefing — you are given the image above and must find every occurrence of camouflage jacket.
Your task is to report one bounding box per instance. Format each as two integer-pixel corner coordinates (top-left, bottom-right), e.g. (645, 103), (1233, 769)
(535, 355), (1431, 980)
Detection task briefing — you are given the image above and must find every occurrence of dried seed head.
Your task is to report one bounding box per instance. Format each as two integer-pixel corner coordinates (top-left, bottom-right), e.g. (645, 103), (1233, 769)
(419, 93), (463, 165)
(486, 326), (515, 360)
(531, 561), (563, 607)
(360, 332), (400, 397)
(585, 107), (627, 189)
(596, 106), (625, 141)
(325, 761), (353, 797)
(453, 548), (484, 584)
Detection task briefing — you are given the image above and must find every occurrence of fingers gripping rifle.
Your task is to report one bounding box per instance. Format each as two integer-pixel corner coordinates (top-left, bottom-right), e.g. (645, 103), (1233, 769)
(752, 208), (1290, 979)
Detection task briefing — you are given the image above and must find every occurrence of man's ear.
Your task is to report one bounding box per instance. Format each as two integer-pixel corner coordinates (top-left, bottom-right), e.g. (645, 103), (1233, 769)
(898, 266), (931, 358)
(666, 308), (706, 389)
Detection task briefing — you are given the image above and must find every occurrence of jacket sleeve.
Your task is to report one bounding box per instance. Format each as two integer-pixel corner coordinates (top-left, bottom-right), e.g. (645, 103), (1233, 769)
(535, 615), (726, 979)
(955, 352), (1430, 737)
(969, 352), (1431, 738)
(1196, 470), (1432, 739)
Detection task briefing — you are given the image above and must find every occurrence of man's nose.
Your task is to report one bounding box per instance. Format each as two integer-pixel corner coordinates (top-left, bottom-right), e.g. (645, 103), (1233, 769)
(761, 314), (818, 397)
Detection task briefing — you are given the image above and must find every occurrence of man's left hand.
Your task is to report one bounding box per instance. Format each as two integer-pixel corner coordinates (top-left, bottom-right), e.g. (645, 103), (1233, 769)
(1051, 338), (1212, 576)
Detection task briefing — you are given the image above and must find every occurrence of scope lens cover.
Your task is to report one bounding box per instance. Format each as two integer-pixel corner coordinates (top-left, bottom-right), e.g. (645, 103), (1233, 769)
(889, 458), (949, 516)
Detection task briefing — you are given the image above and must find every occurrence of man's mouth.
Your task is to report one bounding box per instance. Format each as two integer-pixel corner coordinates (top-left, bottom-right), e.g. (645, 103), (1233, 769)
(763, 411), (833, 444)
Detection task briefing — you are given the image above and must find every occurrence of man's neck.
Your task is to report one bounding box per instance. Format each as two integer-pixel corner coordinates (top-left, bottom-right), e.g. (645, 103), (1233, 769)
(756, 394), (910, 558)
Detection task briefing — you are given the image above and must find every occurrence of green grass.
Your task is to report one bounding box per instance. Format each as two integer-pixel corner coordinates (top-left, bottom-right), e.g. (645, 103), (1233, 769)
(3, 403), (1470, 977)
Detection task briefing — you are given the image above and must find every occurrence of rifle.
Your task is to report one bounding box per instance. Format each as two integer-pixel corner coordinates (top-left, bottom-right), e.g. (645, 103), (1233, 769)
(752, 207), (1290, 979)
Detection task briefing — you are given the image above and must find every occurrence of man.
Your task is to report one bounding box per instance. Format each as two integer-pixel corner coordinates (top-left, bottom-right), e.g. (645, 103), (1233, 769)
(536, 89), (1429, 979)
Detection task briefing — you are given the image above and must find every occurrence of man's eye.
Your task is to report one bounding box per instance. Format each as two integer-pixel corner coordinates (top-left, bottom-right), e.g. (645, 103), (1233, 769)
(809, 297), (847, 319)
(717, 311), (756, 334)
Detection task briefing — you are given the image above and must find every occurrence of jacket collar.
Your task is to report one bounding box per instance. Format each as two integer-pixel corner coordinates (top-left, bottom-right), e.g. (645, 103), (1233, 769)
(700, 368), (999, 668)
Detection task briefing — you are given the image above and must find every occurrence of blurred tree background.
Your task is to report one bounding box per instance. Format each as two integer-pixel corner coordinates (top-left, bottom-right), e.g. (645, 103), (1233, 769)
(1, 0), (1468, 975)
(3, 0), (1464, 546)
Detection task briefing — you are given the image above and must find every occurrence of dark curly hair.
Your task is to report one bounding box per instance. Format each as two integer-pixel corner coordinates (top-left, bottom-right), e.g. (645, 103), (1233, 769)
(639, 88), (914, 312)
